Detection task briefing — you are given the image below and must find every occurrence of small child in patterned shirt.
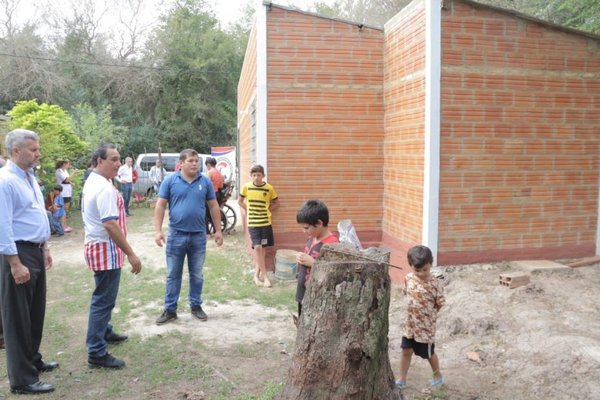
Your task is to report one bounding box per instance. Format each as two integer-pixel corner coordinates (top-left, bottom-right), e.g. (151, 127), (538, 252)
(396, 245), (445, 390)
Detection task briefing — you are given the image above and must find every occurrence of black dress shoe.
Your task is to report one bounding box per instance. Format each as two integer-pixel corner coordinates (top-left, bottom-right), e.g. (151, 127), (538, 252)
(36, 361), (59, 372)
(11, 381), (55, 394)
(105, 331), (128, 343)
(88, 353), (125, 369)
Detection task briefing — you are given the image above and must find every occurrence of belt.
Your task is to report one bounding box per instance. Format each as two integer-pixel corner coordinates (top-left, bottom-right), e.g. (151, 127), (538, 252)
(15, 241), (46, 248)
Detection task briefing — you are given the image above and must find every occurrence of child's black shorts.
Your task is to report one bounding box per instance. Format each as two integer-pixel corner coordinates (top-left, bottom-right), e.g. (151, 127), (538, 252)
(248, 226), (274, 248)
(401, 336), (435, 359)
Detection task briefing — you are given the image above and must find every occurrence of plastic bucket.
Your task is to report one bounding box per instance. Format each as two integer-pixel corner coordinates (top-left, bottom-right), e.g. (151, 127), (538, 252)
(275, 249), (298, 281)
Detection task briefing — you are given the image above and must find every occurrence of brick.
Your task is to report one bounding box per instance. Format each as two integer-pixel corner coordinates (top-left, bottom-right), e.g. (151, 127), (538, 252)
(500, 272), (529, 289)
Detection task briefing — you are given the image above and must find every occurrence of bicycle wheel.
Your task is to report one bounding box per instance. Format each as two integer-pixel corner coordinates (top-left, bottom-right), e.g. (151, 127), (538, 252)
(207, 209), (227, 234)
(222, 204), (237, 232)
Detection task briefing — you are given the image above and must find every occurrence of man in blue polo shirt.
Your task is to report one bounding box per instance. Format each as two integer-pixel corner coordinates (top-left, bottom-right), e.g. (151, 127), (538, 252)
(153, 149), (223, 325)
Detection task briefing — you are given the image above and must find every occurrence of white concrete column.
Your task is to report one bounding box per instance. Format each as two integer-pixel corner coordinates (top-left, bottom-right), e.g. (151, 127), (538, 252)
(423, 0), (442, 263)
(256, 0), (268, 171)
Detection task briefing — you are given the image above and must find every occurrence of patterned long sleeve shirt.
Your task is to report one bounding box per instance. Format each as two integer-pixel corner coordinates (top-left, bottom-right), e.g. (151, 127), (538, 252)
(403, 273), (445, 343)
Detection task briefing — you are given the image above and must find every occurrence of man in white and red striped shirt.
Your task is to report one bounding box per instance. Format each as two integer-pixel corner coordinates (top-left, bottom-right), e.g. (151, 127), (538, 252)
(81, 144), (142, 370)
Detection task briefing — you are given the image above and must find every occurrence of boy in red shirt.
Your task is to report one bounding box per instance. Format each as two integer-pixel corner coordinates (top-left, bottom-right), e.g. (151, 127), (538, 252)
(295, 199), (339, 318)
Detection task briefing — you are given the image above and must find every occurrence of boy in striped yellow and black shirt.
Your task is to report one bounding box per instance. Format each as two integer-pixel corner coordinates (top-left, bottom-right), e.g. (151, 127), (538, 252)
(238, 165), (279, 287)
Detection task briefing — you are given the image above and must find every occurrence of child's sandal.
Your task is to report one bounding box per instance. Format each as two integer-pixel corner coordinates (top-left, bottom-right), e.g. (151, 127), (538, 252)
(430, 376), (444, 387)
(395, 380), (407, 389)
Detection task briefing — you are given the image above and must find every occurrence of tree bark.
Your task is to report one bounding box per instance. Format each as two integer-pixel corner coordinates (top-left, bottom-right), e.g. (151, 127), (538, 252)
(278, 244), (403, 400)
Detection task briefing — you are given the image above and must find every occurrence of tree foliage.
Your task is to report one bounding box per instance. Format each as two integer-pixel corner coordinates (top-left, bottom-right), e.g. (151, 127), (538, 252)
(466, 0), (600, 35)
(1, 0), (597, 163)
(7, 99), (88, 184)
(313, 0), (411, 27)
(70, 103), (126, 151)
(313, 0), (600, 34)
(1, 0), (245, 159)
(146, 0), (241, 154)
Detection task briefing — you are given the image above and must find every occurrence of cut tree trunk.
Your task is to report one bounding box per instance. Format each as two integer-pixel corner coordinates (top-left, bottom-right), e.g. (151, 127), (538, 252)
(278, 244), (404, 400)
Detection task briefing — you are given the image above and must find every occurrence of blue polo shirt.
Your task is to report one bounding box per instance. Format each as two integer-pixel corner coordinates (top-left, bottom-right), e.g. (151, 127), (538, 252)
(158, 172), (215, 233)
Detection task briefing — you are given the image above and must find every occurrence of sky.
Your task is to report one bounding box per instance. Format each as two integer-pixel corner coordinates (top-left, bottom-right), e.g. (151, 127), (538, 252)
(9, 0), (331, 31)
(215, 0), (328, 27)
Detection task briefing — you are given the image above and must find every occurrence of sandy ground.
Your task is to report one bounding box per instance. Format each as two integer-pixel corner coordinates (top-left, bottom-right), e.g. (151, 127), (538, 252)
(19, 205), (600, 399)
(389, 262), (600, 400)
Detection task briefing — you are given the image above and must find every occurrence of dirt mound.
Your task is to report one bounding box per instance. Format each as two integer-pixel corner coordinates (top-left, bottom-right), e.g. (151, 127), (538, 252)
(388, 263), (600, 399)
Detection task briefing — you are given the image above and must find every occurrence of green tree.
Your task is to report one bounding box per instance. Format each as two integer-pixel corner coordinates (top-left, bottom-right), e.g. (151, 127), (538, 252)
(313, 0), (411, 27)
(70, 103), (127, 150)
(481, 0), (600, 34)
(7, 100), (88, 185)
(145, 0), (242, 153)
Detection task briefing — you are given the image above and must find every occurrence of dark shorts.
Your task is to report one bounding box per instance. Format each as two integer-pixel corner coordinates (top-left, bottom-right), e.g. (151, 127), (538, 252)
(63, 197), (72, 204)
(248, 226), (274, 248)
(401, 336), (435, 359)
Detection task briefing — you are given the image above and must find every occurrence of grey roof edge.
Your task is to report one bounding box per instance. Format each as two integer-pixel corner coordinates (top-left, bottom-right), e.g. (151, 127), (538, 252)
(262, 0), (600, 42)
(262, 1), (383, 32)
(457, 0), (600, 42)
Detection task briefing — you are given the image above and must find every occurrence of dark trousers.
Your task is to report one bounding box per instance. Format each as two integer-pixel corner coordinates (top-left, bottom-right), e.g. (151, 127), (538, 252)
(0, 244), (47, 387)
(121, 182), (133, 215)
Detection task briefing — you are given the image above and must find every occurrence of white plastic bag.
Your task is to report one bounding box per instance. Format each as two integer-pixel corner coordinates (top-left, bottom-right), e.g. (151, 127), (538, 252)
(337, 219), (363, 250)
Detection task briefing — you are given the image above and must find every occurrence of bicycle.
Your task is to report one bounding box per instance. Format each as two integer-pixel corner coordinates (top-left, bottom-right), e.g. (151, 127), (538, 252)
(206, 180), (237, 234)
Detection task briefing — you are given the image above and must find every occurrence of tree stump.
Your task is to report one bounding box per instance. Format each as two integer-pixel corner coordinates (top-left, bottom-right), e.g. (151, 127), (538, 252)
(278, 243), (403, 400)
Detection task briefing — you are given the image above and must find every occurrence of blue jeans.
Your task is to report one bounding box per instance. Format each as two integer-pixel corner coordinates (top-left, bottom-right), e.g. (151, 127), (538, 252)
(87, 269), (121, 357)
(164, 230), (207, 312)
(121, 182), (133, 214)
(46, 211), (63, 235)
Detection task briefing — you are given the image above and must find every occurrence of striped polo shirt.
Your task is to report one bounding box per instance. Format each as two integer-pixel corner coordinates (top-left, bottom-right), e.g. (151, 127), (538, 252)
(81, 171), (126, 271)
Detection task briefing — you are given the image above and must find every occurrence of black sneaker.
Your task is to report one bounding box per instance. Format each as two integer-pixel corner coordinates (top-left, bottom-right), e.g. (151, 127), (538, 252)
(88, 353), (125, 369)
(156, 310), (178, 325)
(191, 306), (208, 321)
(105, 331), (128, 343)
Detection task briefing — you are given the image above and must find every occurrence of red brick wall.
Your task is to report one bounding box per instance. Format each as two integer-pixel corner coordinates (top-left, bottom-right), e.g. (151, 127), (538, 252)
(438, 0), (600, 263)
(237, 25), (258, 189)
(381, 1), (427, 278)
(264, 7), (385, 252)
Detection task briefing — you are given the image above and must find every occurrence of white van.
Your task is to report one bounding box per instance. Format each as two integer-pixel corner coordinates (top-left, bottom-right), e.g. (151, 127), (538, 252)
(133, 152), (210, 197)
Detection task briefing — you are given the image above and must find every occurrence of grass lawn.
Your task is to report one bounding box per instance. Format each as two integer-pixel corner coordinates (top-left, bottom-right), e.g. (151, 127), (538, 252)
(0, 207), (297, 399)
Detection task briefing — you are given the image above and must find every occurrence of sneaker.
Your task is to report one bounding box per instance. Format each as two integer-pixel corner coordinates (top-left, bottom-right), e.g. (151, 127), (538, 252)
(64, 227), (72, 233)
(156, 310), (177, 325)
(88, 353), (125, 369)
(395, 380), (407, 389)
(430, 376), (444, 387)
(191, 306), (208, 321)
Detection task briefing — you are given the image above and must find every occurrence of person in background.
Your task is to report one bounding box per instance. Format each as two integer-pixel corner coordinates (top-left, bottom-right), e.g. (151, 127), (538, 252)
(48, 185), (65, 236)
(295, 200), (338, 319)
(82, 144), (142, 369)
(153, 149), (223, 325)
(238, 165), (279, 288)
(116, 157), (134, 217)
(205, 157), (224, 204)
(149, 159), (166, 195)
(82, 160), (93, 186)
(396, 245), (445, 390)
(55, 160), (73, 232)
(0, 129), (57, 395)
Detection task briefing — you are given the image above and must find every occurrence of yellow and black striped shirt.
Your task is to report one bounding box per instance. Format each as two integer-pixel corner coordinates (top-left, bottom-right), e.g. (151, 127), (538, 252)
(240, 182), (278, 227)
